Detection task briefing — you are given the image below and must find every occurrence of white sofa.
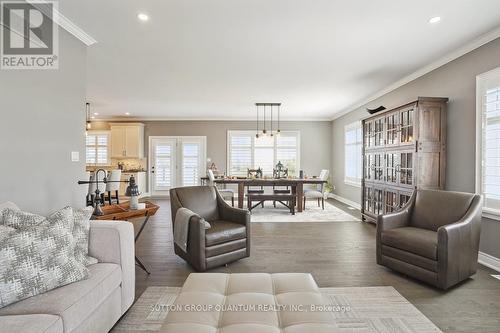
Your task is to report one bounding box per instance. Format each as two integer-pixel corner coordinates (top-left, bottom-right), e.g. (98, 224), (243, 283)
(0, 221), (135, 333)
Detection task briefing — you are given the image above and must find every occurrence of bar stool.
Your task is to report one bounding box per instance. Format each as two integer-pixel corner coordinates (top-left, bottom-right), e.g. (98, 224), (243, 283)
(105, 170), (122, 205)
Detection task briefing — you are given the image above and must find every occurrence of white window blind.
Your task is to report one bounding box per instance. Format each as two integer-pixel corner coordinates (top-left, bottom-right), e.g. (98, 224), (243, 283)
(182, 142), (200, 186)
(344, 121), (362, 186)
(86, 132), (110, 165)
(155, 144), (172, 189)
(227, 131), (300, 177)
(478, 69), (500, 216)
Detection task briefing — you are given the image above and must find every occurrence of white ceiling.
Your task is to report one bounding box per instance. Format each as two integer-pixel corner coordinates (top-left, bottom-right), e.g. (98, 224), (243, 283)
(59, 0), (500, 120)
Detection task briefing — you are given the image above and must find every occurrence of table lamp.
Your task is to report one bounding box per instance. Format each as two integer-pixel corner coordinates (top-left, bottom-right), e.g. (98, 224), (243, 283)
(125, 175), (140, 210)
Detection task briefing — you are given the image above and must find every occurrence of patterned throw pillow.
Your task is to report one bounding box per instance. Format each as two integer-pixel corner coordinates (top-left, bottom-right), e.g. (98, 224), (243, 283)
(72, 207), (98, 266)
(1, 207), (97, 266)
(0, 201), (20, 224)
(0, 208), (89, 308)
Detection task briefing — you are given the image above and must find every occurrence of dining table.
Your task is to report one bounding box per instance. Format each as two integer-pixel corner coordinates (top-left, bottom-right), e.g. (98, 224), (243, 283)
(201, 177), (327, 213)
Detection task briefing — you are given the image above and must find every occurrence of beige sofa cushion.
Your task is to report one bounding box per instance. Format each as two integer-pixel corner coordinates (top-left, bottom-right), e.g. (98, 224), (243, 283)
(0, 314), (63, 333)
(161, 273), (335, 333)
(0, 263), (121, 332)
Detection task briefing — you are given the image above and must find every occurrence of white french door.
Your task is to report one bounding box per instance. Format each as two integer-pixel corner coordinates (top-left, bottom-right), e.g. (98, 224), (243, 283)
(149, 136), (206, 196)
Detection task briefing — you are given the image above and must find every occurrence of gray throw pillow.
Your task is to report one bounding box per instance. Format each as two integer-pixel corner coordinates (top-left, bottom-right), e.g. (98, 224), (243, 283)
(1, 207), (97, 266)
(0, 201), (21, 225)
(72, 207), (98, 266)
(0, 208), (89, 308)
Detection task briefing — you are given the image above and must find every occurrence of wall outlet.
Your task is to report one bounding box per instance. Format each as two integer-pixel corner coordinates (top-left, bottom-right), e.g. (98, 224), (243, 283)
(71, 151), (80, 162)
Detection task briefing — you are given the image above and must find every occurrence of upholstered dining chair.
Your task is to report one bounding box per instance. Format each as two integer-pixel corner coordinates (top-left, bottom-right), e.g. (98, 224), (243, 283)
(170, 186), (251, 271)
(207, 169), (234, 207)
(377, 189), (482, 290)
(105, 170), (122, 205)
(87, 171), (107, 206)
(303, 169), (329, 210)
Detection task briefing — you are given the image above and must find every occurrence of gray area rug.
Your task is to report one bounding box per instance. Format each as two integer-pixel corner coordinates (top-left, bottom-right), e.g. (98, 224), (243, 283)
(249, 201), (360, 222)
(112, 286), (441, 332)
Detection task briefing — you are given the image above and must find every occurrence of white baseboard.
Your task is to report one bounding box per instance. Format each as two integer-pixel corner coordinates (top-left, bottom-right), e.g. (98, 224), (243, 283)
(329, 193), (361, 210)
(478, 251), (500, 272)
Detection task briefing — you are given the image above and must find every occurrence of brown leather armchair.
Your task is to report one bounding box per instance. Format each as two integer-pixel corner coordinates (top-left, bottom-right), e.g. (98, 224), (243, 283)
(377, 189), (482, 290)
(170, 186), (251, 271)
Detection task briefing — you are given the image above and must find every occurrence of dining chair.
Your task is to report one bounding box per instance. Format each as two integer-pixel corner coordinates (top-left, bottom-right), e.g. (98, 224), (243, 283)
(303, 169), (329, 210)
(88, 171), (107, 206)
(105, 170), (122, 205)
(207, 169), (235, 207)
(247, 169), (264, 208)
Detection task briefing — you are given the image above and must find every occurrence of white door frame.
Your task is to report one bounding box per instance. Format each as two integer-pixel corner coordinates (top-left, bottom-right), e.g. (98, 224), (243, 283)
(148, 136), (207, 197)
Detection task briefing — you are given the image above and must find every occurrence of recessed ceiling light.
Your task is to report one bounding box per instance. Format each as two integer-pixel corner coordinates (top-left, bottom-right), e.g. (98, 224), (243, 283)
(429, 16), (441, 24)
(91, 116), (95, 119)
(137, 13), (149, 22)
(125, 112), (131, 116)
(93, 112), (99, 116)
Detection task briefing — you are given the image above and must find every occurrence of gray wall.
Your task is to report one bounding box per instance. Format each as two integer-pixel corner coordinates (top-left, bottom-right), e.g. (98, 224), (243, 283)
(143, 120), (332, 177)
(331, 37), (500, 258)
(0, 30), (87, 215)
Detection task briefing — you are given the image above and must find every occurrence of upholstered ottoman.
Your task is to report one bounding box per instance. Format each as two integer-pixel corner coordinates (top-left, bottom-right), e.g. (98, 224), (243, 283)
(161, 273), (336, 333)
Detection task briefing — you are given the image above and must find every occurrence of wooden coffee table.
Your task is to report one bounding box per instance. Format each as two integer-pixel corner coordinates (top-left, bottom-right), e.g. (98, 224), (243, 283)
(93, 201), (159, 274)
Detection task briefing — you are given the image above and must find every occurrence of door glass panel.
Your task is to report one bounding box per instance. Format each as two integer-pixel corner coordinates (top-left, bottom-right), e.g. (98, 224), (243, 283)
(399, 152), (413, 185)
(374, 118), (384, 147)
(374, 188), (383, 215)
(364, 122), (374, 148)
(399, 192), (412, 209)
(386, 113), (399, 145)
(364, 187), (372, 211)
(364, 154), (373, 180)
(400, 108), (414, 144)
(155, 144), (173, 190)
(182, 143), (200, 186)
(374, 153), (383, 181)
(385, 190), (398, 213)
(385, 153), (398, 185)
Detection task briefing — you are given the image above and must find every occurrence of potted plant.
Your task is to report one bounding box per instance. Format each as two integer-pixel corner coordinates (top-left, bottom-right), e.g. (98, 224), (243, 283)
(323, 180), (334, 199)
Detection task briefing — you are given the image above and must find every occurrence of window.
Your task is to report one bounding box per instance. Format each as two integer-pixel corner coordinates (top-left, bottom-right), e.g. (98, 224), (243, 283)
(86, 131), (110, 165)
(227, 131), (300, 177)
(476, 67), (500, 218)
(344, 121), (362, 186)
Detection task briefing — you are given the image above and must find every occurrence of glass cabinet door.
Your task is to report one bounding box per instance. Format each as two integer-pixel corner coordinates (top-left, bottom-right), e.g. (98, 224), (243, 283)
(373, 188), (384, 215)
(373, 118), (384, 148)
(384, 188), (398, 213)
(363, 186), (372, 213)
(385, 152), (399, 186)
(364, 154), (374, 182)
(398, 191), (413, 209)
(364, 186), (383, 216)
(364, 121), (374, 149)
(373, 152), (384, 182)
(385, 112), (399, 146)
(398, 151), (414, 187)
(399, 106), (415, 145)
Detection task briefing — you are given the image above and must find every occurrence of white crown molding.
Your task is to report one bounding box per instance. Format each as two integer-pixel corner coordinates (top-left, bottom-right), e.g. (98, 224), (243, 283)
(478, 251), (500, 272)
(92, 117), (333, 122)
(331, 25), (500, 121)
(27, 0), (97, 46)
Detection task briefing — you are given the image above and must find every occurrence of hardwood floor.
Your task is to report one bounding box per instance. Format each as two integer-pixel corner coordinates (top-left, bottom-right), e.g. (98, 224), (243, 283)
(130, 198), (500, 333)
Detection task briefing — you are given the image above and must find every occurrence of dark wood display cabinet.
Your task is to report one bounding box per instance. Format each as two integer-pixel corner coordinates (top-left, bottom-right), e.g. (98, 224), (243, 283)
(361, 97), (448, 223)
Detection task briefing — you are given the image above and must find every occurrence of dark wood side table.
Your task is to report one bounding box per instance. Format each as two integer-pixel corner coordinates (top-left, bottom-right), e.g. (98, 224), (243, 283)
(92, 201), (159, 274)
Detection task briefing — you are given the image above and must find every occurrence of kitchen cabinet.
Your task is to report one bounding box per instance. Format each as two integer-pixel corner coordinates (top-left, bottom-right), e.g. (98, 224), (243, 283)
(110, 123), (145, 158)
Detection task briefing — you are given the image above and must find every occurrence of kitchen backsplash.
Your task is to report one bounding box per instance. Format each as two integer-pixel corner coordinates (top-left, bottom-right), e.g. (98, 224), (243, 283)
(86, 158), (147, 172)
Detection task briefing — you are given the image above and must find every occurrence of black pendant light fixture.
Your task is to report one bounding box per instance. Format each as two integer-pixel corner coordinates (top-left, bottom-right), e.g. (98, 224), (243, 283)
(85, 102), (92, 133)
(255, 103), (282, 139)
